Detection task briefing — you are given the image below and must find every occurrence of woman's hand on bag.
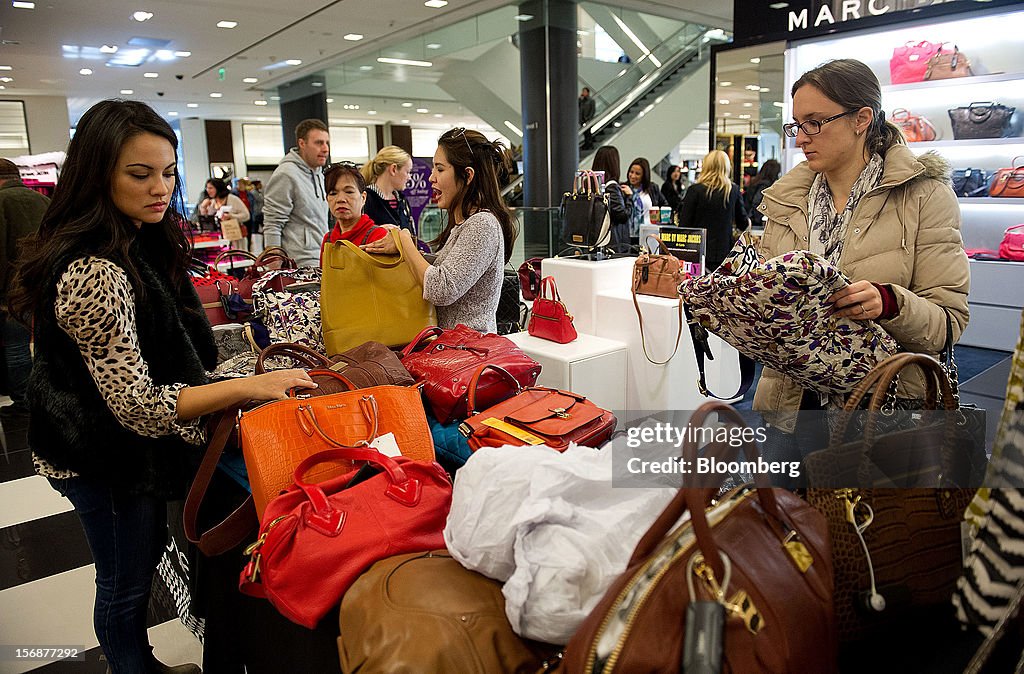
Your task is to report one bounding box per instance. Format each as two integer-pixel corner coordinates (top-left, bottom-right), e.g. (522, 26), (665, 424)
(361, 227), (402, 254)
(828, 280), (881, 320)
(246, 368), (317, 400)
(620, 184), (633, 196)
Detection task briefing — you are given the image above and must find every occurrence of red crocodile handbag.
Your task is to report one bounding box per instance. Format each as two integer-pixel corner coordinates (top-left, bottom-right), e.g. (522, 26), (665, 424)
(400, 325), (541, 424)
(239, 442), (452, 628)
(527, 276), (578, 344)
(458, 364), (616, 451)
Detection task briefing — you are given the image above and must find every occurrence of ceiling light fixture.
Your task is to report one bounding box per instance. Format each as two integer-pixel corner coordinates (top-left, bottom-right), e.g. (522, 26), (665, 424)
(100, 45), (119, 54)
(132, 11), (153, 22)
(344, 34), (364, 41)
(739, 114), (751, 119)
(270, 95), (280, 100)
(359, 65), (373, 71)
(401, 102), (413, 107)
(242, 77), (258, 83)
(720, 81), (732, 86)
(426, 43), (442, 49)
(367, 110), (377, 115)
(0, 85), (5, 90)
(186, 103), (198, 108)
(416, 108), (428, 113)
(743, 102), (753, 107)
(209, 92), (222, 97)
(155, 49), (175, 60)
(0, 66), (12, 71)
(769, 2), (789, 8)
(0, 77), (12, 82)
(750, 57), (761, 64)
(285, 59), (302, 65)
(168, 111), (178, 116)
(174, 51), (191, 57)
(254, 100), (268, 106)
(325, 98), (334, 103)
(257, 117), (267, 122)
(12, 1), (35, 8)
(216, 20), (238, 28)
(79, 68), (93, 75)
(723, 112), (732, 116)
(401, 119), (410, 124)
(120, 89), (134, 94)
(773, 101), (784, 108)
(504, 120), (523, 136)
(759, 87), (770, 92)
(424, 0), (448, 7)
(514, 14), (534, 21)
(719, 99), (730, 104)
(377, 57), (432, 67)
(143, 72), (158, 78)
(433, 113), (443, 118)
(311, 81), (323, 87)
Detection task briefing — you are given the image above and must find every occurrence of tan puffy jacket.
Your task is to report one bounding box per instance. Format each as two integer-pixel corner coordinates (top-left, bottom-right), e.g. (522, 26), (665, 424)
(752, 145), (970, 428)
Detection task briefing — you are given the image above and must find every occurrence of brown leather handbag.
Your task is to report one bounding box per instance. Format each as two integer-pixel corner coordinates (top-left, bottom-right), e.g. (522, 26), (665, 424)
(990, 156), (1024, 198)
(924, 45), (973, 80)
(457, 364), (616, 451)
(338, 550), (561, 673)
(631, 236), (685, 364)
(563, 402), (837, 674)
(255, 341), (414, 389)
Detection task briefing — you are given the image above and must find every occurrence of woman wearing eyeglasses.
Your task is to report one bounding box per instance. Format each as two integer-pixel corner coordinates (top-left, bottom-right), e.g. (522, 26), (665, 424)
(754, 58), (969, 453)
(362, 128), (516, 333)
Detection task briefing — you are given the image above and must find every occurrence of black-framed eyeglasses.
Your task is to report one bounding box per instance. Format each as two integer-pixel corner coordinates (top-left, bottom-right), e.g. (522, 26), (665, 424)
(441, 127), (473, 155)
(783, 109), (858, 138)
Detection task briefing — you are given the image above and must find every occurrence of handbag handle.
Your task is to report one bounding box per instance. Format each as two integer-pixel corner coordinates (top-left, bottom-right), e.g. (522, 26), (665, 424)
(296, 394), (378, 449)
(328, 229), (407, 269)
(214, 248), (258, 267)
(891, 108), (910, 120)
(538, 275), (561, 303)
(304, 368), (357, 395)
(627, 403), (783, 579)
(255, 342), (333, 374)
(400, 325), (445, 358)
(466, 363), (524, 414)
(254, 246), (296, 269)
(967, 102), (995, 122)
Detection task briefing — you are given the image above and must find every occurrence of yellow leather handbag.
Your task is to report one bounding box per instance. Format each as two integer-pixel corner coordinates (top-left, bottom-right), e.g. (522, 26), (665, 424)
(321, 229), (436, 354)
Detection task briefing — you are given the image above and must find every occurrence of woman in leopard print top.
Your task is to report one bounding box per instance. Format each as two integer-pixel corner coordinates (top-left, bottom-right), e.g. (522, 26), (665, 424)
(7, 100), (316, 674)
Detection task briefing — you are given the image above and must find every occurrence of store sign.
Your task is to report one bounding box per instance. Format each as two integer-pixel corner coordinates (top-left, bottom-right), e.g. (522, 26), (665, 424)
(406, 157), (433, 235)
(732, 0), (1014, 44)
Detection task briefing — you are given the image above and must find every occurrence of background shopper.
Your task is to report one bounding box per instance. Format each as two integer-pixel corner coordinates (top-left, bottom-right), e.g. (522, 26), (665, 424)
(590, 145), (632, 248)
(321, 162), (387, 263)
(360, 145), (415, 235)
(677, 149), (750, 272)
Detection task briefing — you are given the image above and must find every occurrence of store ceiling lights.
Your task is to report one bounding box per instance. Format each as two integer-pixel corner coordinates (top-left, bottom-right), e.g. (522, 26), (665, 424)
(132, 11), (153, 22)
(750, 57), (761, 64)
(368, 110), (377, 115)
(168, 111), (178, 116)
(344, 34), (364, 41)
(174, 51), (191, 57)
(209, 92), (222, 97)
(769, 2), (789, 8)
(416, 108), (428, 113)
(120, 89), (133, 94)
(100, 45), (118, 54)
(377, 57), (432, 67)
(79, 68), (93, 75)
(143, 72), (158, 78)
(186, 103), (198, 108)
(254, 100), (268, 106)
(401, 102), (413, 107)
(326, 98), (335, 103)
(719, 99), (730, 104)
(242, 77), (258, 83)
(12, 1), (35, 8)
(285, 59), (302, 65)
(0, 77), (11, 82)
(359, 65), (373, 71)
(424, 0), (448, 7)
(217, 20), (238, 29)
(0, 66), (12, 71)
(427, 43), (442, 49)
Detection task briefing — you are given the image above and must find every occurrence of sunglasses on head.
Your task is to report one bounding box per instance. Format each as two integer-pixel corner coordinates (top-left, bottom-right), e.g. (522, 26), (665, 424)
(442, 127), (473, 155)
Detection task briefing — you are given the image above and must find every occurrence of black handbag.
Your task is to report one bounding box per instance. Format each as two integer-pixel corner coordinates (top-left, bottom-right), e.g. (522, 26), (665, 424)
(948, 102), (1016, 140)
(951, 168), (990, 197)
(560, 170), (611, 249)
(496, 268), (527, 335)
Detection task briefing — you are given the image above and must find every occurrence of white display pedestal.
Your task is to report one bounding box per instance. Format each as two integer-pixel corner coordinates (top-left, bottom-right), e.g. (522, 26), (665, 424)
(540, 257), (635, 334)
(505, 332), (628, 411)
(593, 289), (743, 411)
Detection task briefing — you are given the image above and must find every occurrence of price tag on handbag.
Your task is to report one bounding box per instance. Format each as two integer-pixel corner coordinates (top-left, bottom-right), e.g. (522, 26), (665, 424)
(370, 432), (402, 458)
(481, 418), (546, 445)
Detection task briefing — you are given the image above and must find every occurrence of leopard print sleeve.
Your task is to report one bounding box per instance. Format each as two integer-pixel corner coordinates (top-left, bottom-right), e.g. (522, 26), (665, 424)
(54, 257), (205, 446)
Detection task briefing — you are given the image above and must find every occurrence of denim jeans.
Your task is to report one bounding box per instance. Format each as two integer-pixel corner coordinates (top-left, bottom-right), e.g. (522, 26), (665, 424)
(48, 477), (166, 674)
(2, 315), (32, 404)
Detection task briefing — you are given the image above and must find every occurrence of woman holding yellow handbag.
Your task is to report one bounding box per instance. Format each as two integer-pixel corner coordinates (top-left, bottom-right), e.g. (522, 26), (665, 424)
(363, 128), (517, 333)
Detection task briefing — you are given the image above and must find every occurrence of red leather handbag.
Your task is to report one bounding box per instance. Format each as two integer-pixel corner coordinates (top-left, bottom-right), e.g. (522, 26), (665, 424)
(999, 224), (1024, 261)
(527, 276), (577, 344)
(400, 325), (541, 424)
(239, 444), (452, 628)
(458, 364), (616, 451)
(517, 257), (543, 300)
(890, 41), (945, 84)
(891, 108), (937, 143)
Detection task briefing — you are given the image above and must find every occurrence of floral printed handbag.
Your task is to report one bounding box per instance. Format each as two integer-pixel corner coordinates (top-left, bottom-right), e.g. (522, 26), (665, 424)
(678, 233), (900, 396)
(251, 267), (324, 353)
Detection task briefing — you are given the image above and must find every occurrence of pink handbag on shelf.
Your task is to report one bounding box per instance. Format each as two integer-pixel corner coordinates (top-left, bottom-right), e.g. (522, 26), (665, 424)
(998, 225), (1024, 262)
(890, 41), (945, 84)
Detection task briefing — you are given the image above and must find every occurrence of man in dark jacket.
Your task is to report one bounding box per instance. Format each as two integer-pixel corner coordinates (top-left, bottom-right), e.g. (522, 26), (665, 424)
(579, 88), (596, 149)
(0, 158), (49, 417)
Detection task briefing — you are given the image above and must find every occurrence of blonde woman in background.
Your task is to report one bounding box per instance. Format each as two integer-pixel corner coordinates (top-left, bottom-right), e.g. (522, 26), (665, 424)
(677, 149), (749, 272)
(361, 145), (415, 235)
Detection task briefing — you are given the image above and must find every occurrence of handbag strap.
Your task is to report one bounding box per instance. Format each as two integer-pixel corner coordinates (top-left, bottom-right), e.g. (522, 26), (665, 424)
(631, 279), (683, 365)
(466, 363), (523, 414)
(296, 394), (378, 450)
(682, 303), (756, 400)
(255, 342), (332, 374)
(539, 275), (561, 303)
(214, 248), (258, 267)
(183, 407), (257, 556)
(400, 325), (445, 357)
(330, 229), (407, 269)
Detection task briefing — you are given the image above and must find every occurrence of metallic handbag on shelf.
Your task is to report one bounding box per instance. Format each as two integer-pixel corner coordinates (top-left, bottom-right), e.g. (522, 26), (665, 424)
(948, 102), (1016, 140)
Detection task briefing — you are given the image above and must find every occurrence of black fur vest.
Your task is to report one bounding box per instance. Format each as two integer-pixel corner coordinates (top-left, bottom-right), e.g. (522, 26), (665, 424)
(28, 240), (217, 498)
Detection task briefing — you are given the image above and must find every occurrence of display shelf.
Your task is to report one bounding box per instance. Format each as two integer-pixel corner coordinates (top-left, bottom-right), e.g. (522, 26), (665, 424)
(959, 197), (1024, 205)
(194, 238), (228, 249)
(216, 259), (253, 271)
(906, 138), (1024, 150)
(882, 71), (1024, 94)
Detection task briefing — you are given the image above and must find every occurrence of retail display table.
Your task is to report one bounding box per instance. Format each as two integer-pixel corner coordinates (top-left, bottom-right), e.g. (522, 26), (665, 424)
(593, 289), (743, 411)
(540, 256), (635, 334)
(505, 331), (628, 411)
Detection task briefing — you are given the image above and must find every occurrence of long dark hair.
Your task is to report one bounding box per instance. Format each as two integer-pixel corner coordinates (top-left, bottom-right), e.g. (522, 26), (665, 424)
(748, 159), (781, 190)
(431, 128), (517, 264)
(791, 58), (904, 159)
(592, 146), (621, 183)
(628, 157), (653, 191)
(206, 177), (230, 199)
(8, 99), (190, 324)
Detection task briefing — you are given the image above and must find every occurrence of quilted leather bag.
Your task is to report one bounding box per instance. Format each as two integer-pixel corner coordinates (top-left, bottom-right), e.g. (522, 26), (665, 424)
(890, 41), (944, 84)
(990, 157), (1024, 199)
(632, 236), (686, 364)
(561, 170), (611, 249)
(321, 229), (436, 354)
(999, 224), (1024, 261)
(952, 167), (990, 197)
(400, 325), (541, 424)
(563, 402), (837, 674)
(949, 102), (1016, 140)
(517, 257), (543, 300)
(496, 268), (527, 336)
(338, 551), (562, 673)
(238, 445), (452, 628)
(678, 233), (900, 396)
(527, 276), (577, 344)
(240, 383), (435, 520)
(457, 364), (616, 451)
(891, 108), (937, 143)
(924, 45), (973, 81)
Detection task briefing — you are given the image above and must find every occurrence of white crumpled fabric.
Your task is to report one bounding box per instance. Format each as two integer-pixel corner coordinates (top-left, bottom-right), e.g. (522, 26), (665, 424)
(443, 443), (678, 645)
